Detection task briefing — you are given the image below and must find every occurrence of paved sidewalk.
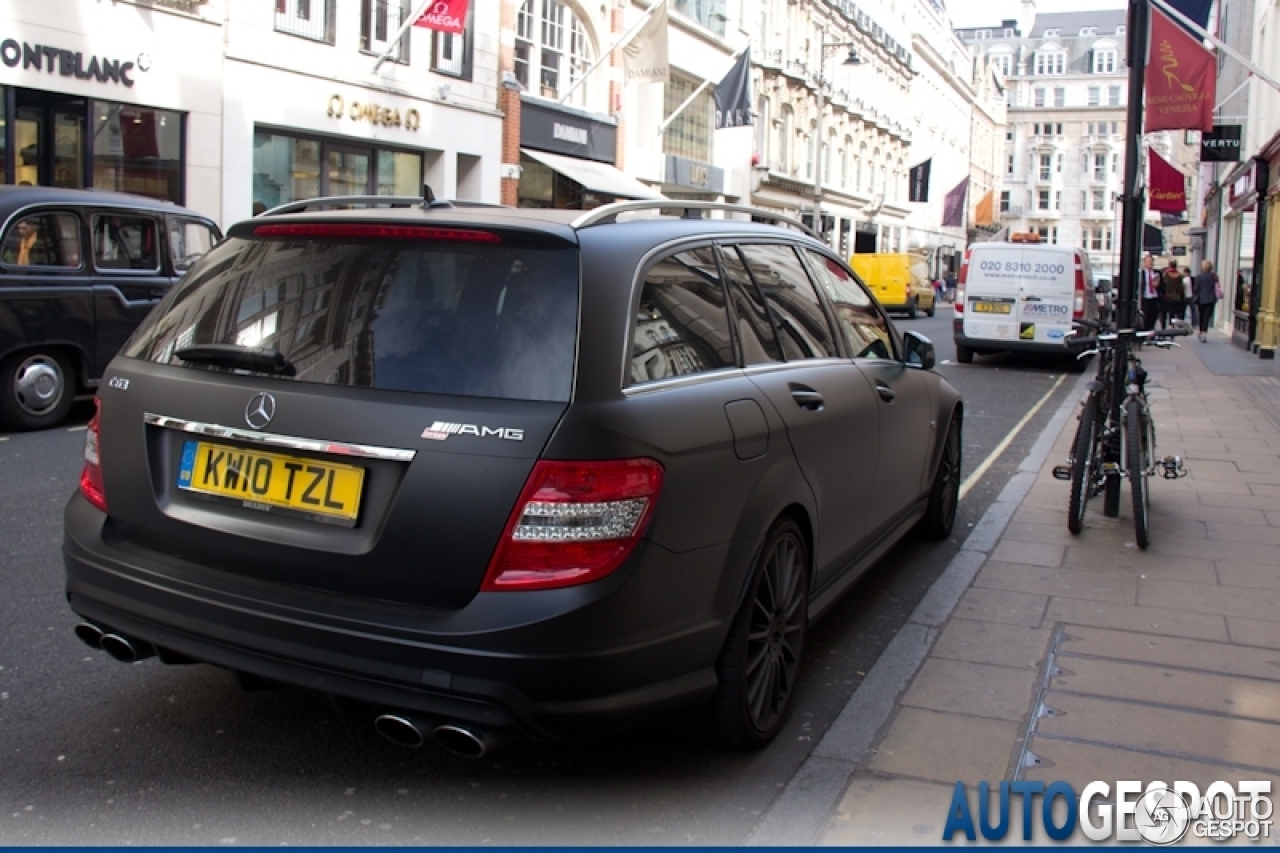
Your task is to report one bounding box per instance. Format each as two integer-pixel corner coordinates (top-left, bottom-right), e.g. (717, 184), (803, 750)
(817, 332), (1280, 845)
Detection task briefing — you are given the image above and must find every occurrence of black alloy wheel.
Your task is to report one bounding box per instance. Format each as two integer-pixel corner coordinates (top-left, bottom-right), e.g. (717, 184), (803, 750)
(1127, 398), (1151, 549)
(919, 415), (961, 539)
(1068, 394), (1099, 535)
(703, 518), (809, 748)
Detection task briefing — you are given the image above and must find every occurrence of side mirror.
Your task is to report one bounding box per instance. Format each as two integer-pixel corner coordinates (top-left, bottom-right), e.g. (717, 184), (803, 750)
(903, 330), (935, 370)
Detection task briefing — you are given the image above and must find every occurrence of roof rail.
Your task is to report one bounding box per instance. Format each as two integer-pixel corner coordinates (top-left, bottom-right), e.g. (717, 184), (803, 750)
(258, 196), (509, 217)
(570, 200), (821, 240)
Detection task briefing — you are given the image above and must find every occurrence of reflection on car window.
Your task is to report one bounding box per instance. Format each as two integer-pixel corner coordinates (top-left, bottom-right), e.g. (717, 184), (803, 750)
(736, 243), (836, 360)
(631, 247), (735, 385)
(718, 245), (782, 365)
(169, 219), (218, 271)
(1, 213), (82, 268)
(123, 238), (580, 403)
(93, 215), (159, 271)
(803, 250), (896, 360)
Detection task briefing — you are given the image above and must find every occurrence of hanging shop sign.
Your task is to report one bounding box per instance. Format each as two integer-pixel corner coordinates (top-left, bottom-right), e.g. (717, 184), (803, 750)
(0, 38), (140, 86)
(1201, 125), (1242, 162)
(327, 95), (420, 131)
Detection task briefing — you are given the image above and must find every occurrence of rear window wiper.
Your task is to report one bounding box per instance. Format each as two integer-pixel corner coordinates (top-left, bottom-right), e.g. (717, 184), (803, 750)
(175, 344), (297, 377)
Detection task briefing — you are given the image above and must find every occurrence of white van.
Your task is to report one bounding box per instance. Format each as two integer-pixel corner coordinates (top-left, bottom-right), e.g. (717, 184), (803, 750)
(953, 237), (1096, 364)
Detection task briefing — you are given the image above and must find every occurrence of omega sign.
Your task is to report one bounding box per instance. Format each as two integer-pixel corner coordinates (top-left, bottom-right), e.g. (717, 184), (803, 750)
(328, 95), (421, 131)
(0, 39), (139, 86)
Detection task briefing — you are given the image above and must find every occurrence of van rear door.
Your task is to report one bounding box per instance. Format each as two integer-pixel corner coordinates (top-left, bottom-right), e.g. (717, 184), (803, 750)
(1015, 248), (1076, 345)
(962, 245), (1023, 344)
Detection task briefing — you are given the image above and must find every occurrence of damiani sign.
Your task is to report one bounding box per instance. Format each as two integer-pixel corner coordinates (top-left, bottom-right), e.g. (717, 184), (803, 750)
(413, 0), (469, 34)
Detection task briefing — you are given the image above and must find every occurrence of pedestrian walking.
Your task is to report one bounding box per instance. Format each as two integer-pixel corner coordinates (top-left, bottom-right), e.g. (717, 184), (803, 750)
(1192, 260), (1221, 342)
(1182, 266), (1195, 326)
(1140, 254), (1161, 331)
(1159, 261), (1183, 329)
(944, 271), (957, 304)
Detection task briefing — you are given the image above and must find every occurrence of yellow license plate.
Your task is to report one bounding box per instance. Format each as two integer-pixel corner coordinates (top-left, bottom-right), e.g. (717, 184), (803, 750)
(178, 440), (364, 526)
(972, 301), (1012, 314)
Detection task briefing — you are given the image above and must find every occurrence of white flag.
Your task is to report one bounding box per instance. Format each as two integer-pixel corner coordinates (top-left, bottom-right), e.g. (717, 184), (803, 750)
(623, 2), (668, 85)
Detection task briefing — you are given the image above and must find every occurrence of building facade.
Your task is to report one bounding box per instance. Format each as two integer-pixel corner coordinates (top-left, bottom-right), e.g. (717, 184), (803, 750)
(958, 6), (1174, 278)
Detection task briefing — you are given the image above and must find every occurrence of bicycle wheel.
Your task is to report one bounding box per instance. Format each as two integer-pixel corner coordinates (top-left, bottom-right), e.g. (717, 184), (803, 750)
(1068, 393), (1099, 534)
(1126, 397), (1150, 549)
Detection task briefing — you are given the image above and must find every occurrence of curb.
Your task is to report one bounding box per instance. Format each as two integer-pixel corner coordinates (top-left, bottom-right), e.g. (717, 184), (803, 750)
(745, 367), (1092, 846)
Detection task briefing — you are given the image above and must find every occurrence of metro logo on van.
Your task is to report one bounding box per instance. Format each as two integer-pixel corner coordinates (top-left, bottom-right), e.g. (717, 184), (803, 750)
(1022, 302), (1071, 317)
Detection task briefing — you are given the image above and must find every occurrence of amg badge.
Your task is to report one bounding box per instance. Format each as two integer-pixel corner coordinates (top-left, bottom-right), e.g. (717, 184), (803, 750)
(421, 421), (524, 442)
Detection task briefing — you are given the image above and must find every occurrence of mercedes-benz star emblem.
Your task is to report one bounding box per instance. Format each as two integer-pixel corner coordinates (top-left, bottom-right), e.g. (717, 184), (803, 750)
(244, 392), (276, 429)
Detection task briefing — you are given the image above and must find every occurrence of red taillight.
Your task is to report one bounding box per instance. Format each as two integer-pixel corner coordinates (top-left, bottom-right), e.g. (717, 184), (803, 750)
(955, 250), (970, 315)
(481, 459), (665, 591)
(79, 397), (107, 513)
(1073, 262), (1086, 318)
(252, 223), (502, 243)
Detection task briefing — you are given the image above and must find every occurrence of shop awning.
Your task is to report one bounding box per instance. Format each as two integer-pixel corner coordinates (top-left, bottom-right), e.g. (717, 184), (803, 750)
(520, 148), (664, 201)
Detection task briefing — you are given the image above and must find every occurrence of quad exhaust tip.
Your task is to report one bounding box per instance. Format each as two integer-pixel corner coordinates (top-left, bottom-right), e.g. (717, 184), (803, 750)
(74, 622), (105, 650)
(99, 633), (157, 664)
(374, 713), (429, 750)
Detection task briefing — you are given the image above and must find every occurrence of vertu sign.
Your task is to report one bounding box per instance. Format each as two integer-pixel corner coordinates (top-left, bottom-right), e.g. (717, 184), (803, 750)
(1201, 125), (1242, 162)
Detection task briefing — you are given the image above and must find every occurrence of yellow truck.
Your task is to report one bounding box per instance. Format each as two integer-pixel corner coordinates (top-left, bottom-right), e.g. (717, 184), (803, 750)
(849, 251), (936, 319)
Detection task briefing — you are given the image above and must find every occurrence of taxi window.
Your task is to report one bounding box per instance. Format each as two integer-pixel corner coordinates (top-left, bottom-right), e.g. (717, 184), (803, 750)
(169, 218), (219, 272)
(1, 213), (82, 269)
(93, 214), (160, 272)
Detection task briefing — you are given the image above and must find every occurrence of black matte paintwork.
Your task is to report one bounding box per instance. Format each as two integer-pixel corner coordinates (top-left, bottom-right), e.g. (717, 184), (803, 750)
(64, 205), (961, 741)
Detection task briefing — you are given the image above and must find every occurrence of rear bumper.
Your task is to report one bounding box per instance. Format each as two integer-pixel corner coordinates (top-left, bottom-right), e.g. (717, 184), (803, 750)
(63, 493), (741, 741)
(953, 324), (1082, 356)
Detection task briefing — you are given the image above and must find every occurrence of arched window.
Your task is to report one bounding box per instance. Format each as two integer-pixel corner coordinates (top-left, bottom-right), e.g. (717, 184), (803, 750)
(775, 105), (793, 173)
(515, 0), (596, 108)
(842, 135), (853, 188)
(857, 143), (867, 191)
(755, 95), (770, 165)
(804, 120), (817, 180)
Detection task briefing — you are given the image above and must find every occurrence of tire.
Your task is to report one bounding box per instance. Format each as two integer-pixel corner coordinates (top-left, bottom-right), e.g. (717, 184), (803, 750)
(906, 298), (918, 320)
(1127, 398), (1150, 549)
(0, 349), (75, 431)
(919, 414), (961, 539)
(926, 302), (935, 318)
(1068, 394), (1099, 535)
(702, 517), (809, 749)
(956, 344), (974, 365)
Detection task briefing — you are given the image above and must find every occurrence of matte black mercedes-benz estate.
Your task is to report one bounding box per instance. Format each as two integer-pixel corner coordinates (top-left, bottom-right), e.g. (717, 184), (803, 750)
(63, 197), (962, 757)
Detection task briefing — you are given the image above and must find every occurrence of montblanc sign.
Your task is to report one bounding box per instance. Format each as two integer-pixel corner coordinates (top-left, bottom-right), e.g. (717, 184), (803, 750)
(0, 39), (139, 86)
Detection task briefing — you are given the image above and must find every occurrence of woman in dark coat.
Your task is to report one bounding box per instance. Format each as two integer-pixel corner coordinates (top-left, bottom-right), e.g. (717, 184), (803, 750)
(1192, 260), (1220, 342)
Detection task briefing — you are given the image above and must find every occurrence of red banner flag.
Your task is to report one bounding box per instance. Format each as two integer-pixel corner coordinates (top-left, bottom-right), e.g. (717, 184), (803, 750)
(413, 0), (469, 33)
(1148, 149), (1187, 212)
(1144, 5), (1216, 132)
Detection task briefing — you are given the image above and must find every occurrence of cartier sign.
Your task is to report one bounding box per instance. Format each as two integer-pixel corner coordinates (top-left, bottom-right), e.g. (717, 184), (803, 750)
(327, 94), (420, 131)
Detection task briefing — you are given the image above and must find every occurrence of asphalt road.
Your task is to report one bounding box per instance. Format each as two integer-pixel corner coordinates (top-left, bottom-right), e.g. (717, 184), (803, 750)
(0, 308), (1083, 844)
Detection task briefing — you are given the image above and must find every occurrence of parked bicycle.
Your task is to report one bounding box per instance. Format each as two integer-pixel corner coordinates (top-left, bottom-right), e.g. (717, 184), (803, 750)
(1054, 319), (1190, 548)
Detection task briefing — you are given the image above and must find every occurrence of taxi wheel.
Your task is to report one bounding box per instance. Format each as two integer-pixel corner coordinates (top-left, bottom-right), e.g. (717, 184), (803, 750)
(0, 349), (76, 432)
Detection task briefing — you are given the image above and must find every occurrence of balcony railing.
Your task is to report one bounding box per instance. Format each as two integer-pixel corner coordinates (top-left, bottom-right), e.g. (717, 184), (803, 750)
(276, 0), (328, 41)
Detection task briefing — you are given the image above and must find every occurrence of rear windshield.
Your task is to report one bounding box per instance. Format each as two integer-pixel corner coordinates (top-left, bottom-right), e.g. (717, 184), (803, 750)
(123, 236), (580, 402)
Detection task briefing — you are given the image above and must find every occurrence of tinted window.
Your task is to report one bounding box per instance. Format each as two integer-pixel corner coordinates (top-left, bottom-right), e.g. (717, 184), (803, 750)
(631, 247), (735, 385)
(93, 214), (160, 272)
(718, 245), (782, 365)
(736, 243), (837, 360)
(169, 219), (218, 272)
(804, 250), (896, 360)
(124, 237), (580, 402)
(2, 213), (81, 268)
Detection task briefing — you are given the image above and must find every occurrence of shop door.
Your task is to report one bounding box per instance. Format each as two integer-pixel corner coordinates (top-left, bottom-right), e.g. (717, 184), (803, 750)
(325, 146), (372, 196)
(12, 91), (85, 188)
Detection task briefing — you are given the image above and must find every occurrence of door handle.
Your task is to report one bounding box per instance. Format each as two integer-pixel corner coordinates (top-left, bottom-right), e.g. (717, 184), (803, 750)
(875, 382), (896, 403)
(789, 386), (825, 412)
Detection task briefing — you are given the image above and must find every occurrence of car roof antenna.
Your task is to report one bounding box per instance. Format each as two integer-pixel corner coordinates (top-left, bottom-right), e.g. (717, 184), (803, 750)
(422, 183), (453, 210)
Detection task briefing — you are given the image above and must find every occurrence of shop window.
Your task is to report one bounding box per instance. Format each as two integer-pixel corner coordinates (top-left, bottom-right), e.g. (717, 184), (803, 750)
(662, 74), (714, 164)
(252, 130), (422, 211)
(90, 103), (182, 203)
(672, 0), (728, 36)
(276, 0), (331, 41)
(92, 215), (160, 272)
(361, 0), (411, 63)
(1, 213), (81, 268)
(514, 0), (595, 108)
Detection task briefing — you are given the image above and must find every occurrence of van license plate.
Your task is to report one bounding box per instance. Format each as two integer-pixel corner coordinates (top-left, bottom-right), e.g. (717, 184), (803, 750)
(177, 440), (364, 526)
(971, 301), (1013, 314)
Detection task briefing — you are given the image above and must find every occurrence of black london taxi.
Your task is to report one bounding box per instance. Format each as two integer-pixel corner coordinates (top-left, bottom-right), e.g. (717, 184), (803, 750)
(0, 186), (220, 430)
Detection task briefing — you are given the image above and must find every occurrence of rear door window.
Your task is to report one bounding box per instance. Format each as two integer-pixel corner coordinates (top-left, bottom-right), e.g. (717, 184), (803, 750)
(168, 218), (219, 272)
(92, 214), (160, 272)
(735, 243), (837, 360)
(631, 246), (735, 385)
(124, 235), (580, 403)
(803, 249), (896, 360)
(2, 213), (82, 268)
